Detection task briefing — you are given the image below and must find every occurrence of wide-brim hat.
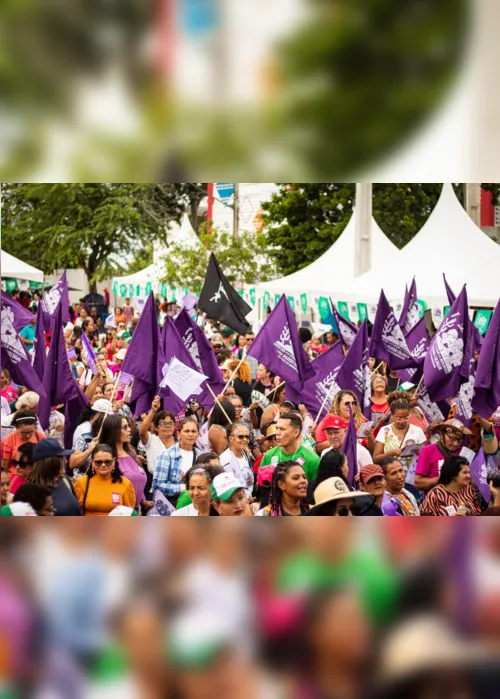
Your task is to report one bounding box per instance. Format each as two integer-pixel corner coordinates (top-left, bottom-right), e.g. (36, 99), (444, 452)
(429, 418), (472, 437)
(114, 348), (127, 361)
(303, 477), (374, 516)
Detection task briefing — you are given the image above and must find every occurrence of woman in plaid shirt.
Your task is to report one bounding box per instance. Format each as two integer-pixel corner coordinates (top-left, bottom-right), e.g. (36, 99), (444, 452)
(152, 417), (200, 507)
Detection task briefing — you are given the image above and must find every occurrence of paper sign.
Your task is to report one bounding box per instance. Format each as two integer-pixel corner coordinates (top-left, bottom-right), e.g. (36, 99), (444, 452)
(400, 443), (425, 458)
(67, 348), (77, 359)
(357, 421), (374, 438)
(159, 357), (208, 401)
(147, 489), (175, 516)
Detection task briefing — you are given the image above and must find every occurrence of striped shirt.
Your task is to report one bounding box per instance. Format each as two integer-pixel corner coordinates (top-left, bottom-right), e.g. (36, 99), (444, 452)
(420, 484), (481, 516)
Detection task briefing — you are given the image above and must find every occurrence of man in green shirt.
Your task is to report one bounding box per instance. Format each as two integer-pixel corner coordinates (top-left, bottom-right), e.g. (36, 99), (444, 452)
(260, 413), (320, 481)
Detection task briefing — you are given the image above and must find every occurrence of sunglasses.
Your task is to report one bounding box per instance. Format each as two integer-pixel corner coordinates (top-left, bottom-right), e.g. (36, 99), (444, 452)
(336, 504), (358, 516)
(235, 435), (250, 440)
(94, 459), (114, 466)
(212, 344), (223, 349)
(343, 401), (357, 406)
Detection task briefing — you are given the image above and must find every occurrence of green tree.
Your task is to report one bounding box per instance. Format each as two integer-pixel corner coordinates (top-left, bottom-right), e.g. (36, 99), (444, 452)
(1, 183), (202, 290)
(261, 183), (465, 275)
(161, 225), (277, 289)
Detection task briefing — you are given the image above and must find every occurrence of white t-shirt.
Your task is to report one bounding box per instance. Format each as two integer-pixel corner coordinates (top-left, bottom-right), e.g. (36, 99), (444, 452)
(72, 420), (92, 450)
(170, 503), (199, 517)
(180, 448), (195, 476)
(1, 396), (11, 415)
(375, 423), (426, 450)
(143, 433), (170, 475)
(322, 443), (372, 470)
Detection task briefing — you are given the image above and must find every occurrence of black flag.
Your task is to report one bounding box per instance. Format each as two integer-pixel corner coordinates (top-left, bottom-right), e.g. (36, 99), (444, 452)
(198, 253), (252, 335)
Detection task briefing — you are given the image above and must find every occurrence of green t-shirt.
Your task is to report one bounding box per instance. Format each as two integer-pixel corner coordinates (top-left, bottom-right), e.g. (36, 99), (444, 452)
(20, 323), (35, 347)
(261, 445), (320, 482)
(176, 489), (192, 509)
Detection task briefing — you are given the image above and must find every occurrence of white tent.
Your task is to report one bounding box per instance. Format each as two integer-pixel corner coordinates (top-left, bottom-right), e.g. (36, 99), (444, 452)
(163, 213), (202, 251)
(113, 264), (159, 288)
(1, 250), (44, 283)
(258, 208), (400, 295)
(334, 184), (500, 308)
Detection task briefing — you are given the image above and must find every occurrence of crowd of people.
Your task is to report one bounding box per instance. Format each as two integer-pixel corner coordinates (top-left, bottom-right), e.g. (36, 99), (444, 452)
(2, 288), (500, 517)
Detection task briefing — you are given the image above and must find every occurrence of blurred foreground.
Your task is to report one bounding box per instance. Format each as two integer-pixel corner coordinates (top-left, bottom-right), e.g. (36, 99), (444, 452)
(4, 0), (495, 181)
(1, 519), (500, 698)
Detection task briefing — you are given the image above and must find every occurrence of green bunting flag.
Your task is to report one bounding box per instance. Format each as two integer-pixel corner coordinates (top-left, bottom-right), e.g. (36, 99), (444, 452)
(474, 309), (493, 335)
(337, 301), (350, 320)
(161, 283), (168, 299)
(145, 282), (152, 295)
(444, 305), (450, 317)
(318, 296), (330, 320)
(417, 299), (426, 318)
(274, 294), (281, 307)
(113, 281), (118, 295)
(29, 281), (43, 289)
(357, 303), (368, 322)
(263, 291), (270, 310)
(129, 285), (134, 298)
(4, 279), (18, 292)
(119, 284), (127, 298)
(300, 293), (308, 314)
(249, 288), (256, 306)
(287, 296), (295, 311)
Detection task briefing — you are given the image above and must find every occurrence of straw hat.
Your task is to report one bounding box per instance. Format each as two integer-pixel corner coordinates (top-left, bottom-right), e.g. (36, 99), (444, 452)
(304, 477), (374, 516)
(429, 418), (472, 437)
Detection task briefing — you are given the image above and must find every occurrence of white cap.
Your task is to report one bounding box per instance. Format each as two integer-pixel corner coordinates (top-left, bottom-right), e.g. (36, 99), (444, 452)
(92, 399), (114, 414)
(211, 472), (243, 502)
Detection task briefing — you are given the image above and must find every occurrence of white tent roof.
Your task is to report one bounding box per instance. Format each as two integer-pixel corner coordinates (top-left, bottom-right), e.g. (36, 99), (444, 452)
(163, 214), (201, 251)
(113, 263), (159, 286)
(1, 250), (44, 283)
(258, 208), (400, 295)
(334, 184), (500, 308)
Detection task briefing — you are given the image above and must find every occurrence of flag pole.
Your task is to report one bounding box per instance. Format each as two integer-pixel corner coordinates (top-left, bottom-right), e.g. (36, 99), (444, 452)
(263, 380), (285, 402)
(312, 381), (338, 429)
(97, 371), (121, 440)
(414, 374), (425, 397)
(208, 356), (245, 417)
(371, 361), (384, 375)
(206, 384), (233, 424)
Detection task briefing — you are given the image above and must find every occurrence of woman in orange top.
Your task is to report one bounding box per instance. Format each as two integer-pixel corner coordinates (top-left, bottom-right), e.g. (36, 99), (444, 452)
(74, 444), (135, 516)
(1, 411), (45, 475)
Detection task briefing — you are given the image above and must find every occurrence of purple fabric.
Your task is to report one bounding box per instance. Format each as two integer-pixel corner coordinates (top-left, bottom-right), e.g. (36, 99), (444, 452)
(180, 292), (199, 311)
(121, 292), (162, 418)
(469, 448), (490, 502)
(301, 341), (344, 418)
(472, 300), (500, 418)
(37, 302), (88, 442)
(118, 454), (147, 506)
(397, 317), (429, 384)
(174, 308), (223, 410)
(399, 278), (420, 334)
(40, 270), (70, 331)
(336, 320), (371, 417)
(444, 274), (483, 348)
(80, 332), (97, 374)
(32, 301), (47, 382)
(381, 492), (402, 516)
(369, 290), (419, 370)
(341, 408), (358, 488)
(331, 302), (358, 348)
(1, 291), (34, 332)
(159, 316), (205, 415)
(423, 285), (473, 402)
(247, 294), (315, 393)
(1, 304), (46, 397)
(453, 333), (479, 428)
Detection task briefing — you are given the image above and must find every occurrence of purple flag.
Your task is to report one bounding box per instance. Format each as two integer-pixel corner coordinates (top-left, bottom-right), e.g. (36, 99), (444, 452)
(174, 308), (224, 410)
(369, 290), (420, 370)
(1, 304), (46, 397)
(471, 300), (500, 418)
(80, 332), (97, 374)
(159, 316), (207, 415)
(342, 407), (358, 488)
(37, 302), (88, 447)
(336, 320), (371, 417)
(1, 291), (35, 332)
(397, 317), (429, 384)
(469, 448), (490, 502)
(331, 302), (358, 348)
(121, 292), (161, 418)
(399, 278), (420, 334)
(40, 271), (70, 331)
(32, 301), (47, 382)
(247, 295), (315, 395)
(453, 330), (480, 427)
(423, 285), (473, 402)
(444, 274), (483, 348)
(301, 341), (344, 418)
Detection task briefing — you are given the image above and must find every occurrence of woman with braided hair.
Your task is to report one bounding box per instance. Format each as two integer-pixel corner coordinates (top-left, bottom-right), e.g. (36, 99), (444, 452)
(372, 391), (426, 468)
(256, 461), (309, 516)
(74, 444), (135, 516)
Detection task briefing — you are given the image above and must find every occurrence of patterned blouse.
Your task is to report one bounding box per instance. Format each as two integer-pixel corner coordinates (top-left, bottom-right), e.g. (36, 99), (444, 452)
(420, 484), (482, 516)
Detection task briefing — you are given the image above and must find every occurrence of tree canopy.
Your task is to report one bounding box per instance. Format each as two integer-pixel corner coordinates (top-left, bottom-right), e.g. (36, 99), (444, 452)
(1, 183), (206, 290)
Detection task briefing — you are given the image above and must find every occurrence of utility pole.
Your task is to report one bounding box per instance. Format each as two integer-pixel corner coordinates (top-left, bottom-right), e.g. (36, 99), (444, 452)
(233, 183), (239, 240)
(465, 184), (481, 227)
(354, 183), (372, 276)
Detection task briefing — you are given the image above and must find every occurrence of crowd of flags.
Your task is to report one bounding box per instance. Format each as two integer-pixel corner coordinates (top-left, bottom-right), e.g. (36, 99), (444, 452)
(4, 256), (500, 471)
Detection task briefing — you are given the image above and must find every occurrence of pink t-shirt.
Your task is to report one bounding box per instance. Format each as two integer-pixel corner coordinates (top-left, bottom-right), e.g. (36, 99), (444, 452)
(416, 443), (474, 480)
(1, 385), (18, 403)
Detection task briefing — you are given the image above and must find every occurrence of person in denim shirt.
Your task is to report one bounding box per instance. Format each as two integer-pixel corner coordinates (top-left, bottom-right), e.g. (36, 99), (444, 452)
(152, 417), (200, 507)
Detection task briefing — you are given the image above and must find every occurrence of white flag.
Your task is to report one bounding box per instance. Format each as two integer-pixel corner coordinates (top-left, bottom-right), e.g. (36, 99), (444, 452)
(159, 356), (208, 401)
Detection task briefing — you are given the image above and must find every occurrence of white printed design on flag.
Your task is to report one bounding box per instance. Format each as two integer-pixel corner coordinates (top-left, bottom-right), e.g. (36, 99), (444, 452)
(454, 361), (475, 422)
(339, 321), (356, 347)
(1, 308), (26, 364)
(181, 328), (202, 371)
(41, 282), (62, 315)
(404, 303), (420, 333)
(418, 384), (446, 422)
(429, 313), (464, 375)
(316, 370), (341, 411)
(273, 326), (298, 373)
(210, 282), (229, 305)
(382, 315), (413, 360)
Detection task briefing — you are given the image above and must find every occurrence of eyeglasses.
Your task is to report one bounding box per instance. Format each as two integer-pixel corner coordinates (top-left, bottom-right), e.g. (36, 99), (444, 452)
(94, 459), (114, 466)
(343, 401), (357, 407)
(443, 429), (464, 440)
(235, 435), (250, 440)
(246, 338), (254, 343)
(18, 431), (35, 437)
(159, 421), (175, 427)
(212, 344), (223, 349)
